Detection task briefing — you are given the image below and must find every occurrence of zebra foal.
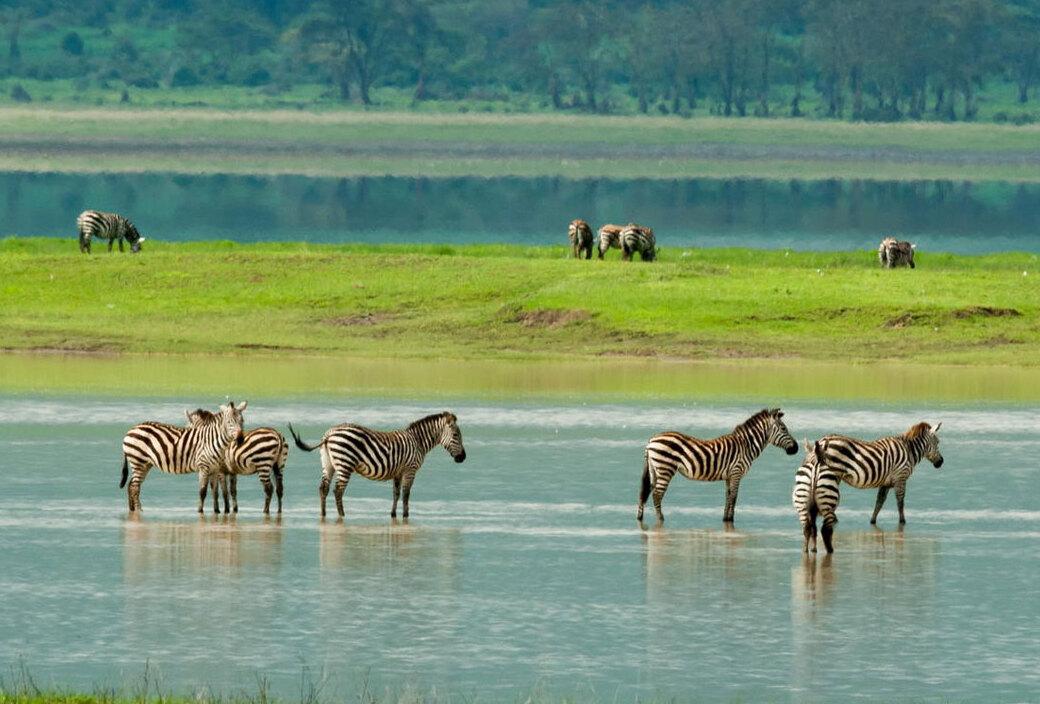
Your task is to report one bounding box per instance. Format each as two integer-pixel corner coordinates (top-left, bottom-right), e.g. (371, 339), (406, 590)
(814, 422), (943, 525)
(568, 219), (594, 259)
(792, 440), (841, 553)
(289, 411), (466, 518)
(120, 400), (247, 512)
(597, 224), (624, 259)
(639, 408), (797, 523)
(77, 210), (146, 254)
(187, 411), (287, 515)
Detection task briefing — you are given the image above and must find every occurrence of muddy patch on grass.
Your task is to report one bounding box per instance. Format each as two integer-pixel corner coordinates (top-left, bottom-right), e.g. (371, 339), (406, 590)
(514, 309), (592, 329)
(951, 306), (1022, 319)
(325, 313), (396, 326)
(883, 312), (918, 329)
(236, 343), (307, 351)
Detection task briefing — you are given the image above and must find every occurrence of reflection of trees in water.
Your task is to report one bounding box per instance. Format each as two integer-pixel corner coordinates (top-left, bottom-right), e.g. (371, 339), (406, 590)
(122, 514), (284, 580)
(5, 172), (1040, 246)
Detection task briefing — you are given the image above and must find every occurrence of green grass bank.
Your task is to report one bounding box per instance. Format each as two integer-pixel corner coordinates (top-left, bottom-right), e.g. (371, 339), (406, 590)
(1, 238), (1036, 374)
(2, 107), (1040, 181)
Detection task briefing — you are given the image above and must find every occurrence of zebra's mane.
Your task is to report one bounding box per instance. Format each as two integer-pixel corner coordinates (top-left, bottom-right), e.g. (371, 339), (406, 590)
(904, 422), (932, 440)
(189, 408), (217, 424)
(407, 412), (452, 431)
(734, 409), (774, 432)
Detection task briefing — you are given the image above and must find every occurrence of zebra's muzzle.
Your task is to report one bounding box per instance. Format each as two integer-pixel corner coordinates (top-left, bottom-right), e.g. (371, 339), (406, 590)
(454, 451), (466, 463)
(785, 445), (798, 455)
(933, 458), (944, 468)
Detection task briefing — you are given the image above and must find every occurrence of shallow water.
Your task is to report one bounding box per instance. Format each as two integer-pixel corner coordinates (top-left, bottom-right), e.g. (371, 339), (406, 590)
(1, 397), (1038, 701)
(6, 172), (1040, 252)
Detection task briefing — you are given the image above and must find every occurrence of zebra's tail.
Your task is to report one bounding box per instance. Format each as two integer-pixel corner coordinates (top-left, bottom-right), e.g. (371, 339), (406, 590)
(288, 423), (320, 452)
(119, 454), (129, 488)
(639, 452), (652, 507)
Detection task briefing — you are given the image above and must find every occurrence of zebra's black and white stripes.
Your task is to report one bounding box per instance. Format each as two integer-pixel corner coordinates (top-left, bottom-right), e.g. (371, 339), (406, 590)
(878, 237), (915, 268)
(597, 224), (624, 259)
(187, 409), (287, 515)
(120, 401), (247, 512)
(289, 411), (466, 518)
(639, 408), (798, 523)
(569, 219), (594, 259)
(814, 422), (943, 525)
(621, 225), (656, 261)
(77, 210), (145, 254)
(792, 441), (842, 553)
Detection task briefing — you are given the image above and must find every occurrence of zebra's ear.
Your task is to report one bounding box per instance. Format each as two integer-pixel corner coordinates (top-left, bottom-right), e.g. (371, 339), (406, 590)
(934, 421), (942, 432)
(236, 401), (248, 412)
(911, 243), (917, 249)
(184, 410), (193, 423)
(803, 439), (812, 453)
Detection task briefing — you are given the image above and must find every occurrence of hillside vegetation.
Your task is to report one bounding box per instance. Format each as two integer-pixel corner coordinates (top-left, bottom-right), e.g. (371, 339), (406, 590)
(1, 238), (1036, 367)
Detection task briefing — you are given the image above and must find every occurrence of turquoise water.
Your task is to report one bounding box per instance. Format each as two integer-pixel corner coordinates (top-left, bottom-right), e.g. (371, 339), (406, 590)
(1, 397), (1038, 701)
(5, 172), (1040, 252)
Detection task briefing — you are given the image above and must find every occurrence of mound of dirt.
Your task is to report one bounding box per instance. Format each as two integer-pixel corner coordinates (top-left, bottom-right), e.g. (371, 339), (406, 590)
(325, 313), (394, 326)
(883, 312), (916, 329)
(951, 306), (1021, 319)
(515, 309), (591, 329)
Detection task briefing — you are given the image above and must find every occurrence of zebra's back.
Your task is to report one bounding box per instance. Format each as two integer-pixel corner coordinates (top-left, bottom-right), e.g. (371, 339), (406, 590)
(122, 421), (196, 474)
(621, 226), (656, 261)
(323, 424), (419, 481)
(814, 434), (910, 488)
(792, 460), (841, 521)
(224, 427), (287, 475)
(646, 431), (732, 481)
(78, 210), (131, 239)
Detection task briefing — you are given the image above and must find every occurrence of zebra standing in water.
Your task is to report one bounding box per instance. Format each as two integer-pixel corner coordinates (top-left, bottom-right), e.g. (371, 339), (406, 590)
(120, 401), (247, 512)
(792, 440), (842, 553)
(814, 422), (943, 525)
(878, 236), (916, 268)
(289, 412), (466, 518)
(620, 224), (656, 261)
(639, 408), (797, 523)
(597, 224), (624, 259)
(568, 219), (594, 259)
(77, 210), (146, 254)
(186, 411), (287, 515)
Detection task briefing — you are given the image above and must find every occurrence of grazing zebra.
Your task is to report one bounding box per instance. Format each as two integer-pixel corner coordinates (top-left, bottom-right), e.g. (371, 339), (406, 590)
(186, 411), (287, 515)
(621, 224), (656, 261)
(597, 224), (624, 259)
(814, 422), (943, 525)
(77, 210), (146, 254)
(638, 408), (798, 523)
(792, 440), (842, 553)
(878, 236), (916, 268)
(120, 401), (247, 512)
(568, 219), (594, 259)
(288, 412), (466, 519)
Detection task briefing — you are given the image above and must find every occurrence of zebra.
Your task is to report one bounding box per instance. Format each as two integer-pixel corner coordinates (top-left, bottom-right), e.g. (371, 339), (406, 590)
(186, 411), (287, 515)
(288, 412), (466, 519)
(878, 236), (916, 268)
(120, 400), (247, 513)
(621, 224), (656, 261)
(814, 422), (943, 525)
(77, 210), (146, 254)
(638, 408), (798, 523)
(568, 219), (594, 259)
(597, 224), (624, 259)
(792, 440), (842, 553)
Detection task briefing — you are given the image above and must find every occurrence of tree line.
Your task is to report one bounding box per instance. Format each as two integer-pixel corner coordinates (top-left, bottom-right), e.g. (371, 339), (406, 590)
(2, 0), (1039, 121)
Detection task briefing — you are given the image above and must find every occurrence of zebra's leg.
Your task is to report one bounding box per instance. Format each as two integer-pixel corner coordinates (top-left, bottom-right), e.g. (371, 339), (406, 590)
(107, 237), (114, 252)
(391, 477), (402, 518)
(198, 471), (211, 514)
(260, 470), (274, 515)
(821, 512), (837, 553)
(333, 469), (352, 518)
(401, 473), (417, 519)
(651, 468), (675, 522)
(274, 468), (284, 514)
(128, 464), (149, 512)
(895, 482), (907, 524)
(118, 236), (125, 253)
(723, 477), (742, 523)
(637, 455), (652, 521)
(227, 473), (237, 513)
(870, 486), (890, 525)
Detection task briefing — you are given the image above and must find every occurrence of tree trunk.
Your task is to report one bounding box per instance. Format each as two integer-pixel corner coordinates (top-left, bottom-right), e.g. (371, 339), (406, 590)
(790, 43), (803, 117)
(757, 33), (770, 117)
(549, 73), (563, 109)
(413, 56), (427, 102)
(851, 65), (863, 120)
(1018, 81), (1029, 104)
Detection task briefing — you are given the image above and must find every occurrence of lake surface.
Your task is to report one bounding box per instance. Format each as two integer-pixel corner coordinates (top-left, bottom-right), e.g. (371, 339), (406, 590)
(5, 172), (1040, 252)
(1, 396), (1037, 701)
